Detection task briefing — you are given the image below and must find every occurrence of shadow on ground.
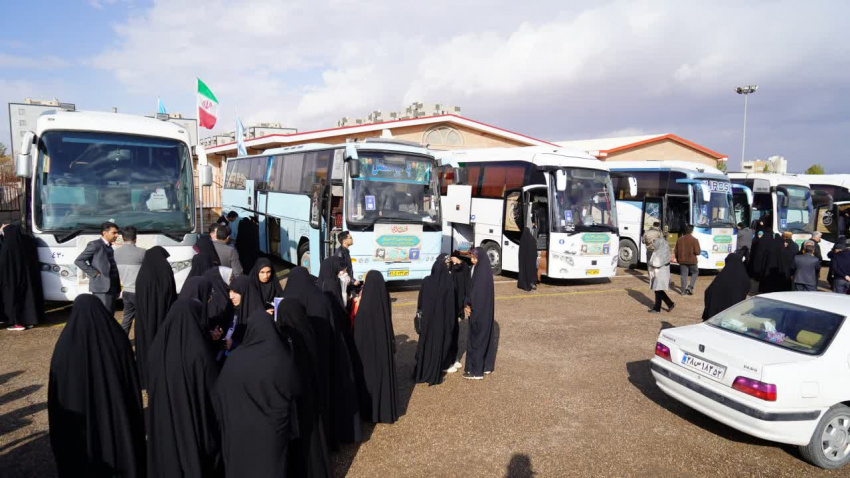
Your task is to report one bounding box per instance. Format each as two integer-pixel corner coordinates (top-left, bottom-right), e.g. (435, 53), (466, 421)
(505, 453), (536, 477)
(625, 288), (655, 309)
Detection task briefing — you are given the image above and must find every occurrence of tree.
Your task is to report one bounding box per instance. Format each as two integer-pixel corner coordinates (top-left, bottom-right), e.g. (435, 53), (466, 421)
(0, 142), (13, 180)
(805, 164), (825, 174)
(717, 161), (728, 173)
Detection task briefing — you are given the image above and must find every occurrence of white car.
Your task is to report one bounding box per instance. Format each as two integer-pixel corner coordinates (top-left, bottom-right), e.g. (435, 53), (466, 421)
(651, 292), (850, 469)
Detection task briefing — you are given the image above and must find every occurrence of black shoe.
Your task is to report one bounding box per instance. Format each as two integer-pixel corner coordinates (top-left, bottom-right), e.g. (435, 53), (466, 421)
(667, 303), (676, 312)
(531, 284), (537, 290)
(685, 289), (693, 296)
(463, 372), (484, 380)
(648, 309), (660, 314)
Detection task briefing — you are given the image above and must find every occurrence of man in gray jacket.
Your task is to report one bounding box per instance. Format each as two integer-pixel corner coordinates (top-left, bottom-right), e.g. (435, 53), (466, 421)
(74, 222), (121, 313)
(114, 226), (146, 334)
(793, 241), (821, 292)
(213, 224), (243, 278)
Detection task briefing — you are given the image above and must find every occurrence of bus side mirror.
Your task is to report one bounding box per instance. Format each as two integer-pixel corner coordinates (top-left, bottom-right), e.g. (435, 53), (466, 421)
(199, 165), (213, 187)
(345, 144), (360, 178)
(628, 176), (638, 198)
(555, 170), (567, 192)
(16, 131), (35, 178)
(700, 183), (711, 202)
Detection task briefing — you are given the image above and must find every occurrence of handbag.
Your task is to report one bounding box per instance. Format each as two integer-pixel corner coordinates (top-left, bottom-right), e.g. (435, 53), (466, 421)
(414, 310), (422, 335)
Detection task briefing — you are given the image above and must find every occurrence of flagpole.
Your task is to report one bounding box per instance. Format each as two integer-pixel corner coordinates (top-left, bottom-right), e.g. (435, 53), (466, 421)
(195, 78), (203, 236)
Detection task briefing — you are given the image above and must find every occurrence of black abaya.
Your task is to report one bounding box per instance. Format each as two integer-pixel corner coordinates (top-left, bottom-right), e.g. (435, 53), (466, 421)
(275, 299), (332, 478)
(48, 295), (145, 478)
(517, 227), (538, 291)
(245, 257), (284, 314)
(235, 218), (260, 273)
(213, 310), (300, 477)
(353, 270), (398, 423)
(204, 267), (232, 330)
(753, 231), (786, 293)
(188, 252), (216, 279)
(414, 255), (456, 385)
(195, 234), (220, 265)
(0, 224), (43, 326)
(179, 276), (214, 330)
(135, 246), (177, 389)
(465, 247), (497, 376)
(147, 299), (222, 478)
(702, 253), (751, 321)
(316, 256), (347, 308)
(779, 239), (799, 291)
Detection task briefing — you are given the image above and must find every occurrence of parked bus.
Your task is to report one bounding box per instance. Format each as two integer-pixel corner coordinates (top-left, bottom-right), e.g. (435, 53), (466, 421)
(437, 146), (630, 279)
(609, 161), (738, 270)
(220, 139), (443, 281)
(797, 174), (850, 259)
(729, 172), (814, 246)
(14, 110), (200, 301)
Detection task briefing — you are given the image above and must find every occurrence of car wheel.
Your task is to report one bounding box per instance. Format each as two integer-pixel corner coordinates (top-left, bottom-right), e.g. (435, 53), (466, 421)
(618, 240), (638, 269)
(482, 242), (502, 275)
(297, 242), (310, 271)
(800, 404), (850, 469)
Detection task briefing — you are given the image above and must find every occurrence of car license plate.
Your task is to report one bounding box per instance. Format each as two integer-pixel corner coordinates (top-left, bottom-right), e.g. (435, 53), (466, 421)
(681, 352), (726, 381)
(586, 269), (599, 275)
(716, 262), (725, 267)
(388, 269), (409, 277)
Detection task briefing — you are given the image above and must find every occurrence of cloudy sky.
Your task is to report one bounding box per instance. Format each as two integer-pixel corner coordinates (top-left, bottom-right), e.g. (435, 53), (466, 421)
(2, 0), (848, 172)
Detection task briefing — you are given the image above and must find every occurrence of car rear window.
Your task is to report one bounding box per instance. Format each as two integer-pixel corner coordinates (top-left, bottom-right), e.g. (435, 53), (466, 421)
(706, 297), (845, 355)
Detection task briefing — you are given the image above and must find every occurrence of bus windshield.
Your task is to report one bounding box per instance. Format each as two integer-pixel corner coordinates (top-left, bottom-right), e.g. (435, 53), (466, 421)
(347, 152), (440, 227)
(777, 185), (813, 233)
(35, 131), (194, 232)
(692, 181), (735, 228)
(550, 168), (617, 233)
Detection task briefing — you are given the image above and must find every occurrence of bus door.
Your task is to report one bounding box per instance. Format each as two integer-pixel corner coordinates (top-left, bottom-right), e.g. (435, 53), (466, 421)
(816, 201), (850, 257)
(732, 184), (753, 227)
(501, 189), (524, 272)
(640, 197), (664, 262)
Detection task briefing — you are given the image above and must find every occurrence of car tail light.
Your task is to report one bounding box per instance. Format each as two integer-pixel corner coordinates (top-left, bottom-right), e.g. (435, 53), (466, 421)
(732, 376), (777, 401)
(655, 342), (671, 361)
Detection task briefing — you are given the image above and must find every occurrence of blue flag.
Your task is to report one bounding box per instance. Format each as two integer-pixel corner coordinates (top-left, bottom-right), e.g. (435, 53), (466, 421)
(236, 116), (247, 156)
(157, 97), (166, 114)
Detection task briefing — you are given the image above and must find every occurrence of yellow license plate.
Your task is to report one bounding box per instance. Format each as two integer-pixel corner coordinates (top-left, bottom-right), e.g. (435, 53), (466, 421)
(586, 269), (600, 276)
(716, 262), (725, 267)
(388, 269), (409, 277)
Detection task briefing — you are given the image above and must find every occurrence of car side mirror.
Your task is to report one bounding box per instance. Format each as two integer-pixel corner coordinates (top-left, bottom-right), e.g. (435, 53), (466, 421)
(16, 131), (35, 178)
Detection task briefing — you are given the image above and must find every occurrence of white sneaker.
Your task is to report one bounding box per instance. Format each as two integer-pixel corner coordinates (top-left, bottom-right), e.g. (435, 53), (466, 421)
(484, 371), (493, 375)
(444, 365), (459, 374)
(452, 361), (462, 369)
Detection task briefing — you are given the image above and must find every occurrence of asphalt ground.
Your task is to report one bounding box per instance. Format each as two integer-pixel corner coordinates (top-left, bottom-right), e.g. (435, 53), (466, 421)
(0, 266), (845, 477)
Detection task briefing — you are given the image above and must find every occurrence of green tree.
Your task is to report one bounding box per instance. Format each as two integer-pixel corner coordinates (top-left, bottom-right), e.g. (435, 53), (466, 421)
(717, 161), (728, 173)
(805, 164), (825, 174)
(0, 142), (12, 179)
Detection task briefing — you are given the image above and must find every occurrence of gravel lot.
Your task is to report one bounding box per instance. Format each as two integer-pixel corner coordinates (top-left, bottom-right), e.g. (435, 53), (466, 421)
(0, 267), (844, 477)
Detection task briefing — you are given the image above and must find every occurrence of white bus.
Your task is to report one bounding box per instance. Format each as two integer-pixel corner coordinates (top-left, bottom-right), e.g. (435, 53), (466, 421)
(609, 161), (738, 270)
(14, 110), (201, 301)
(220, 139), (443, 281)
(437, 146), (628, 279)
(729, 172), (814, 246)
(797, 174), (850, 258)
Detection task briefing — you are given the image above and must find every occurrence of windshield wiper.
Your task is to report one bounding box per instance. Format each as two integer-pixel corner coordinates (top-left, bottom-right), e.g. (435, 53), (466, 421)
(55, 225), (101, 244)
(138, 229), (189, 242)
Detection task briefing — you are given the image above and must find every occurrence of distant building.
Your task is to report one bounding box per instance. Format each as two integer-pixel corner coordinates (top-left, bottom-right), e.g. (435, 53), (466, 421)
(742, 155), (787, 174)
(338, 102), (462, 127)
(555, 133), (727, 169)
(200, 121), (297, 148)
(7, 99), (76, 156)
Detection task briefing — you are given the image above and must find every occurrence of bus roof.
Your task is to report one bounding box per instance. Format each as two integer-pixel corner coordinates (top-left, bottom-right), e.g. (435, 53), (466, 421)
(794, 174), (850, 190)
(235, 138), (433, 159)
(728, 172), (810, 188)
(606, 160), (725, 177)
(435, 146), (606, 170)
(35, 110), (192, 145)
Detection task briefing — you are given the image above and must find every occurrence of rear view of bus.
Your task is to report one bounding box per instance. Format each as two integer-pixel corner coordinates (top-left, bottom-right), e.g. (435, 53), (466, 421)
(15, 111), (197, 301)
(439, 147), (621, 280)
(221, 139), (442, 281)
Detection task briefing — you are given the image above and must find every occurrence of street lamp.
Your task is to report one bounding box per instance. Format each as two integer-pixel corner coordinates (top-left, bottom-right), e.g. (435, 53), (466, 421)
(735, 85), (758, 172)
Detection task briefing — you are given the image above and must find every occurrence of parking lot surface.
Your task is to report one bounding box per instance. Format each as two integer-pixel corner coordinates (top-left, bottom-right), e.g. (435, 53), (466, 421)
(0, 268), (844, 477)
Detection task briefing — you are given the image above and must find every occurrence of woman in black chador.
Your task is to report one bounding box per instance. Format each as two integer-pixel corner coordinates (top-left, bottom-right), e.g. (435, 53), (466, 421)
(752, 227), (786, 293)
(517, 227), (538, 291)
(235, 217), (260, 273)
(246, 257), (284, 314)
(0, 223), (44, 329)
(414, 254), (456, 385)
(135, 246), (177, 388)
(147, 299), (222, 478)
(276, 299), (332, 478)
(353, 270), (398, 423)
(463, 247), (497, 380)
(48, 295), (146, 478)
(702, 252), (751, 321)
(213, 310), (300, 477)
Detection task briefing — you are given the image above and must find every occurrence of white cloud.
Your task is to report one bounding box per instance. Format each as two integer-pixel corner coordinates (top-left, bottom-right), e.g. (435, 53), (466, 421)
(0, 53), (70, 69)
(88, 0), (119, 9)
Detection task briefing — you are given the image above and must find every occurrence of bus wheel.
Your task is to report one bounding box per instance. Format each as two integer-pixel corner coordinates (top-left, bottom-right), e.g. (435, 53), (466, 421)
(618, 241), (638, 269)
(297, 242), (310, 271)
(482, 242), (502, 275)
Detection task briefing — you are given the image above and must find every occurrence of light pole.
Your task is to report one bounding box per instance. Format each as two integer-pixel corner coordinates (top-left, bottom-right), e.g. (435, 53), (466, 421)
(735, 85), (758, 172)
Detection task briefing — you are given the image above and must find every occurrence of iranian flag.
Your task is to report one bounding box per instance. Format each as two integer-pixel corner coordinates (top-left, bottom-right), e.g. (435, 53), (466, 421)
(197, 78), (218, 129)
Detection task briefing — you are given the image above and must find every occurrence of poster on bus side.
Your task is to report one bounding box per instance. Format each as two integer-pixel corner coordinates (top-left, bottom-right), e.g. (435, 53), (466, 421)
(373, 224), (423, 262)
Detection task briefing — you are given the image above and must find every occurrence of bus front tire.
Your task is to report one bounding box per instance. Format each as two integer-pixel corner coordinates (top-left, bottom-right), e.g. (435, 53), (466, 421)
(482, 242), (502, 275)
(618, 241), (638, 269)
(297, 242), (310, 271)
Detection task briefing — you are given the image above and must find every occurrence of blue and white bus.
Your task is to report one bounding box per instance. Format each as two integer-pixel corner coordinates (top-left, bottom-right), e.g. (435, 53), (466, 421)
(729, 172), (814, 247)
(221, 139), (443, 281)
(610, 161), (740, 270)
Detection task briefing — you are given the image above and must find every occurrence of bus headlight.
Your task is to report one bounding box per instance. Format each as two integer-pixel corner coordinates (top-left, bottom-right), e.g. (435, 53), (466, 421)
(52, 265), (61, 272)
(42, 264), (51, 271)
(60, 270), (70, 277)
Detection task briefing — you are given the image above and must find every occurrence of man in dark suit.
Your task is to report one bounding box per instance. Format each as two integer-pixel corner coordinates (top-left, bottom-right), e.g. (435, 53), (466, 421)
(74, 222), (121, 313)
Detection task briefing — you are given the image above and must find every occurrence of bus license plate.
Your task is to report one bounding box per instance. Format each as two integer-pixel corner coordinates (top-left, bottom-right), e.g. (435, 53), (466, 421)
(716, 262), (725, 267)
(388, 269), (409, 277)
(681, 353), (726, 381)
(586, 269), (599, 276)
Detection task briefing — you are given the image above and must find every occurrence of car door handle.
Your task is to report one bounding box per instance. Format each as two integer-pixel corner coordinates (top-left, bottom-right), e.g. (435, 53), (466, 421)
(504, 241), (509, 246)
